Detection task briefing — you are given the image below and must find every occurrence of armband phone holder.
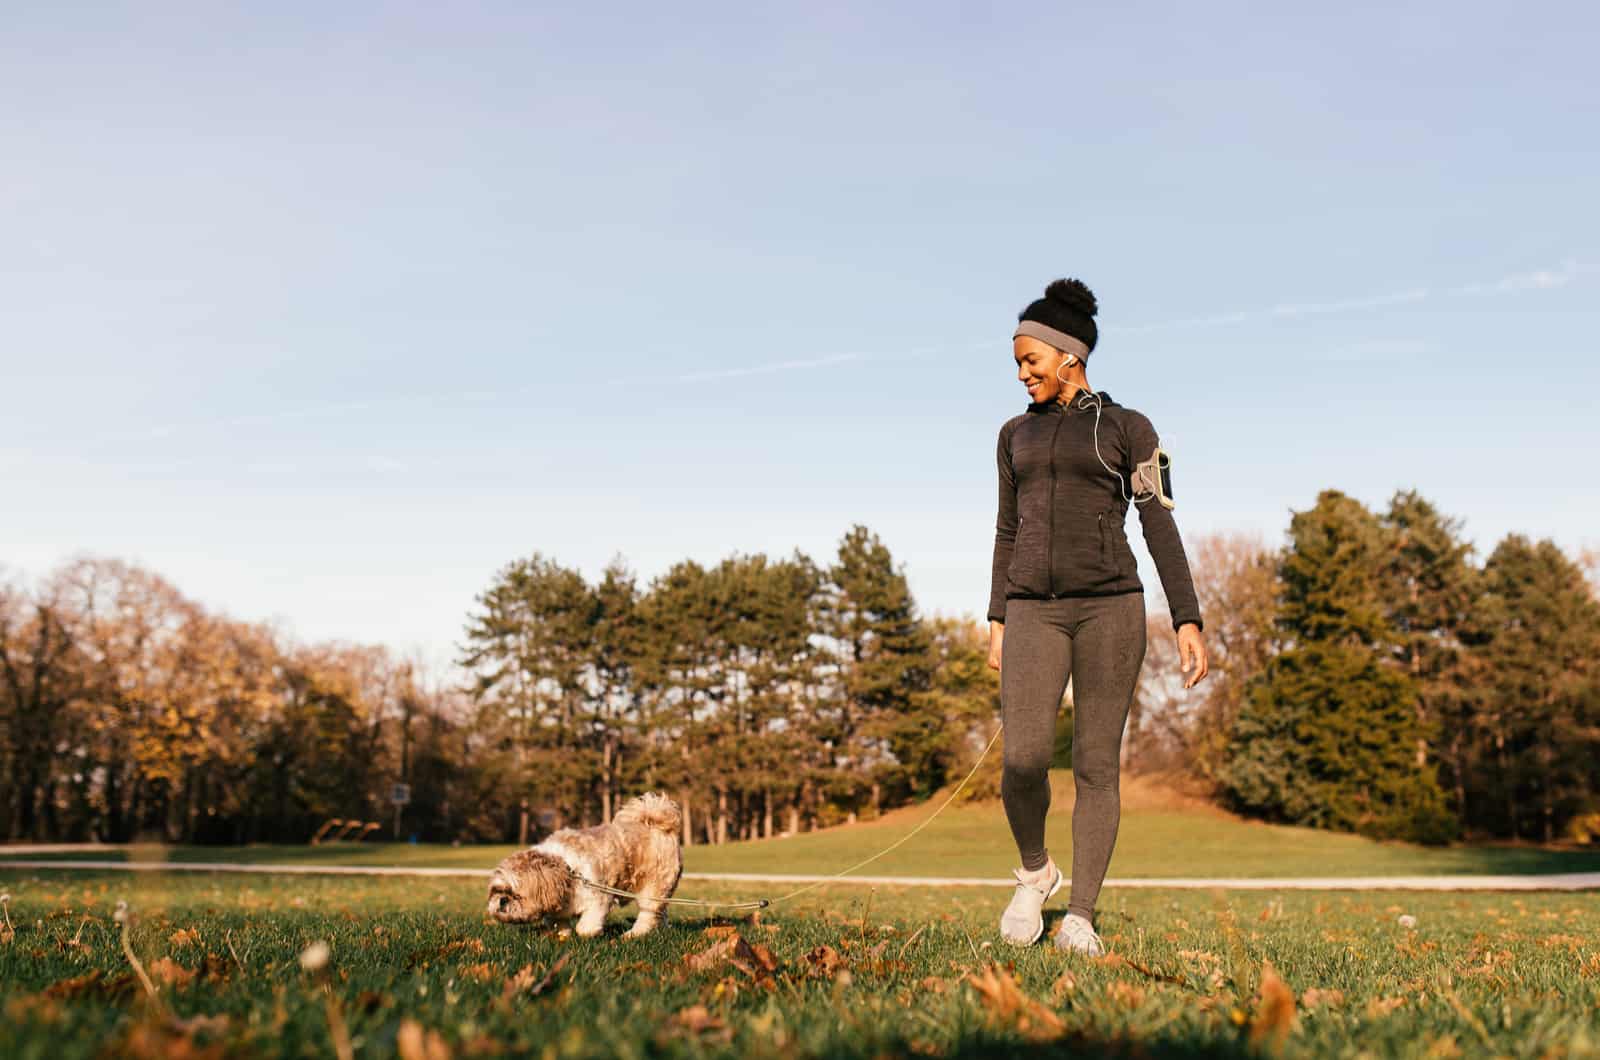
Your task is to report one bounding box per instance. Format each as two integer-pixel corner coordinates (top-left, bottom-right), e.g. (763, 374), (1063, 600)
(1132, 448), (1175, 510)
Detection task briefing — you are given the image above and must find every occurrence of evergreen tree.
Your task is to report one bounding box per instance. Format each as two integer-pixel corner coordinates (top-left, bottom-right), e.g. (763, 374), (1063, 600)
(818, 525), (936, 813)
(1460, 535), (1600, 840)
(458, 552), (595, 827)
(1378, 490), (1479, 802)
(1220, 490), (1456, 842)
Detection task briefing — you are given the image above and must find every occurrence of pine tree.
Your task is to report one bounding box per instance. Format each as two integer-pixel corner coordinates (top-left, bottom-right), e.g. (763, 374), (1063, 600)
(816, 525), (936, 814)
(1378, 490), (1479, 805)
(1460, 535), (1600, 840)
(1219, 490), (1456, 842)
(458, 552), (595, 827)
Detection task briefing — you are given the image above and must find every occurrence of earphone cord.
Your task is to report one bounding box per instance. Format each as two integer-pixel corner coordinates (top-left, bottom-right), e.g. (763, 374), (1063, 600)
(1056, 372), (1159, 507)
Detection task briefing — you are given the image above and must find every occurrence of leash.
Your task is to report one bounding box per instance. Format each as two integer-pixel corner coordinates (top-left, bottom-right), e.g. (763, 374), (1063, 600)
(564, 721), (1005, 913)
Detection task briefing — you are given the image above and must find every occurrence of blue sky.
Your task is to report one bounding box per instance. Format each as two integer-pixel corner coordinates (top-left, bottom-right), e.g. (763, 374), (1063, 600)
(5, 2), (1597, 671)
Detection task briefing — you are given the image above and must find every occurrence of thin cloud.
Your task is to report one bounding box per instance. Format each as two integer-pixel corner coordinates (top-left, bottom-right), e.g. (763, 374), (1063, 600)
(1450, 258), (1590, 296)
(670, 351), (870, 382)
(1310, 338), (1437, 362)
(1114, 258), (1587, 335)
(1117, 288), (1430, 333)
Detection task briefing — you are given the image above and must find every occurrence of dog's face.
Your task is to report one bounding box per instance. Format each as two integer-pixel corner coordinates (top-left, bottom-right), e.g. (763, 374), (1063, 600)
(486, 850), (572, 924)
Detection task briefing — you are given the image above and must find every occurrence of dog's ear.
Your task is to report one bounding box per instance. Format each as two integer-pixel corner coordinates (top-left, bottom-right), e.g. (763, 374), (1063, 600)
(523, 855), (573, 911)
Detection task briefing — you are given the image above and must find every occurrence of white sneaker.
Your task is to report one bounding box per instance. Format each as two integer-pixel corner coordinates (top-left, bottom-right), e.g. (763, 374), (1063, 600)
(999, 861), (1063, 946)
(1052, 912), (1106, 956)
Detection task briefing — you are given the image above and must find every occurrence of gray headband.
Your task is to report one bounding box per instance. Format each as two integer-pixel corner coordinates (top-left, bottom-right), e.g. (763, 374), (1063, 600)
(1013, 320), (1091, 360)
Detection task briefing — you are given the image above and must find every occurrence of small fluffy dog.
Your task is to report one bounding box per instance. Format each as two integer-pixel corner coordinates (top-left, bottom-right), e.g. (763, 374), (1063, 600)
(486, 792), (683, 938)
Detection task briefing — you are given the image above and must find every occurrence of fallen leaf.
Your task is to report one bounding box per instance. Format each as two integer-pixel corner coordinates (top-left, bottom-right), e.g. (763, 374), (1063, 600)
(673, 1004), (728, 1040)
(1247, 960), (1295, 1051)
(459, 963), (494, 983)
(169, 928), (201, 948)
(148, 958), (197, 989)
(1299, 988), (1345, 1010)
(1109, 980), (1145, 1009)
(802, 944), (847, 980)
(965, 963), (1065, 1042)
(397, 1018), (452, 1060)
(1366, 995), (1406, 1017)
(685, 936), (738, 973)
(503, 953), (570, 999)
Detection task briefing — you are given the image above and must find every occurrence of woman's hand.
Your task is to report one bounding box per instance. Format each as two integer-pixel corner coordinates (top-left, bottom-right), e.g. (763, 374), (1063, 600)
(1177, 622), (1208, 688)
(988, 621), (1004, 672)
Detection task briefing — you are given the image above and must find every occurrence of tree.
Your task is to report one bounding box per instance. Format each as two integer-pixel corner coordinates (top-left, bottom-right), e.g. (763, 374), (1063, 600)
(459, 552), (595, 827)
(1459, 535), (1600, 840)
(1219, 491), (1456, 842)
(1378, 490), (1479, 811)
(817, 525), (936, 814)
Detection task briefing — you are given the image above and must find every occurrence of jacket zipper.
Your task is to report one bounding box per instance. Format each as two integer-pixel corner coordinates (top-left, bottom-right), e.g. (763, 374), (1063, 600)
(1045, 413), (1065, 597)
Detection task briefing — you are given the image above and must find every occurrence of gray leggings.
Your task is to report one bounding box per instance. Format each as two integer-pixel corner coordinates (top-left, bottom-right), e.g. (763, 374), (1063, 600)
(999, 592), (1146, 921)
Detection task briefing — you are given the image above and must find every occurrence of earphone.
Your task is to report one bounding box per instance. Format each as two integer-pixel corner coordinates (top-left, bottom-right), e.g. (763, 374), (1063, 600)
(1054, 357), (1165, 508)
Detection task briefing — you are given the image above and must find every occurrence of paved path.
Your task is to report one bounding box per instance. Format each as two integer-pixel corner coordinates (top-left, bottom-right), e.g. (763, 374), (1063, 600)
(1, 859), (1596, 891)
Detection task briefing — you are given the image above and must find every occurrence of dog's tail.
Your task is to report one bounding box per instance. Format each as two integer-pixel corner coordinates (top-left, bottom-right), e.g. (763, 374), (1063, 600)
(614, 791), (682, 837)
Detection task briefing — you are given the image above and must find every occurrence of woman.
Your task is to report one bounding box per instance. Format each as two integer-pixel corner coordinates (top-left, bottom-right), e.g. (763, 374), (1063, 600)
(986, 277), (1209, 955)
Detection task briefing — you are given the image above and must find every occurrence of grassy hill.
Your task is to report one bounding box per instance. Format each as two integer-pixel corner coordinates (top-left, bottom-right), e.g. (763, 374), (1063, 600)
(6, 773), (1598, 878)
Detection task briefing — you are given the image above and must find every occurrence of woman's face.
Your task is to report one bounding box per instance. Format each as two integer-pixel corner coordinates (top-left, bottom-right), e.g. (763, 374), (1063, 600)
(1014, 336), (1070, 402)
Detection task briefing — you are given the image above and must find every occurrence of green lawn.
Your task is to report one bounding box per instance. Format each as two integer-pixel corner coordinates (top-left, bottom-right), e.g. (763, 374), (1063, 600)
(8, 776), (1599, 879)
(1, 868), (1595, 1058)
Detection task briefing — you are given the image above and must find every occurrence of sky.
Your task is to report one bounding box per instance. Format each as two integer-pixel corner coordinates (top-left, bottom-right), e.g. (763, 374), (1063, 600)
(5, 2), (1598, 674)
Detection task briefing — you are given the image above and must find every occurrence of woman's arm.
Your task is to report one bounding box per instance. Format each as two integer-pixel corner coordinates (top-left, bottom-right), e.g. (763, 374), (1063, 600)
(987, 420), (1018, 626)
(1122, 410), (1203, 634)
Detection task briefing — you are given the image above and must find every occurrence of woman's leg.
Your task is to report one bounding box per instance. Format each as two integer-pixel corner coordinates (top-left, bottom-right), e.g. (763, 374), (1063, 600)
(1064, 592), (1147, 920)
(999, 598), (1073, 871)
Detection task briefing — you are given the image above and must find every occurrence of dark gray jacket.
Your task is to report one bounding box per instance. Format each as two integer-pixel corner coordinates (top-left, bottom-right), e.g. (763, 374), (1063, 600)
(988, 391), (1203, 632)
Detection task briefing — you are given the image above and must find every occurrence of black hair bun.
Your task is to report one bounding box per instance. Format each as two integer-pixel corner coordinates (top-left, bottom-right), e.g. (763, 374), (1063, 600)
(1044, 278), (1098, 317)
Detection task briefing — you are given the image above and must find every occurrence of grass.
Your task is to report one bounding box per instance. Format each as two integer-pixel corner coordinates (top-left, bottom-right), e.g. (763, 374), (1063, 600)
(1, 868), (1597, 1058)
(8, 776), (1600, 880)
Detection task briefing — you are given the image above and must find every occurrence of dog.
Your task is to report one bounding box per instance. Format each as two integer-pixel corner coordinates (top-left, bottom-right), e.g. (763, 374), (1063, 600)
(486, 792), (683, 938)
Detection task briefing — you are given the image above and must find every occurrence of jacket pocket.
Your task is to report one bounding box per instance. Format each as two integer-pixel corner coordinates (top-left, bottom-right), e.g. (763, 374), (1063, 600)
(1098, 509), (1132, 579)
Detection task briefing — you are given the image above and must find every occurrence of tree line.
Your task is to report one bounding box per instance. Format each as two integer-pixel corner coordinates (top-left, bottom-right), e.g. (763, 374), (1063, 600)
(1128, 489), (1600, 844)
(3, 491), (1595, 847)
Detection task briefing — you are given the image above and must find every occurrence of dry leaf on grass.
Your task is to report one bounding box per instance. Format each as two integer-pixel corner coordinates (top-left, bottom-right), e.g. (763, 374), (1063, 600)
(459, 963), (495, 984)
(169, 928), (201, 948)
(672, 1004), (730, 1041)
(965, 963), (1066, 1042)
(802, 944), (848, 980)
(1108, 980), (1146, 1009)
(42, 970), (139, 1001)
(147, 958), (197, 989)
(503, 953), (570, 999)
(118, 1019), (230, 1060)
(1366, 995), (1406, 1018)
(685, 933), (780, 983)
(1299, 987), (1345, 1010)
(1247, 960), (1295, 1050)
(685, 936), (739, 973)
(397, 1018), (452, 1060)
(1099, 951), (1187, 986)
